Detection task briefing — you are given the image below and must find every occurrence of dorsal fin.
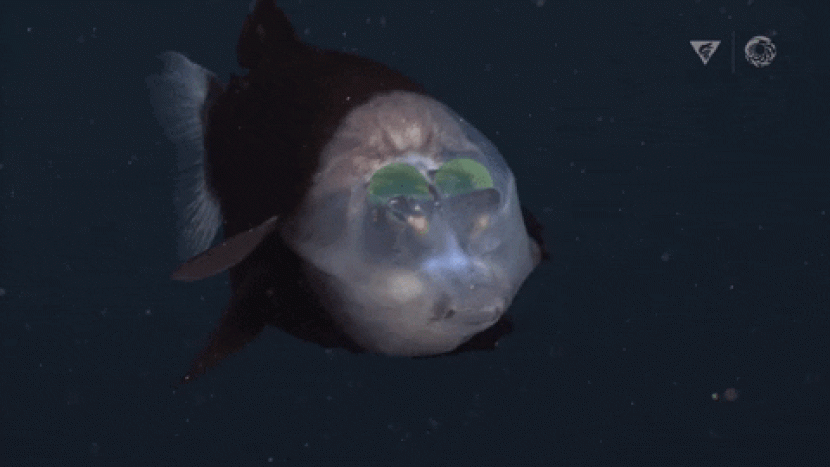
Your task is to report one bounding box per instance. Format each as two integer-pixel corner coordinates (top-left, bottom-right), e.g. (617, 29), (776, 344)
(237, 0), (304, 69)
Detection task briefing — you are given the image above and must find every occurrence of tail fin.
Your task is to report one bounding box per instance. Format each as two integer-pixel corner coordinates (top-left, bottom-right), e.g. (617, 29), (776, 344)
(147, 52), (223, 260)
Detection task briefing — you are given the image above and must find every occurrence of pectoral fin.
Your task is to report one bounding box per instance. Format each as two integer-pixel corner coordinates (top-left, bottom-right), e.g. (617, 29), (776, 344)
(171, 215), (279, 281)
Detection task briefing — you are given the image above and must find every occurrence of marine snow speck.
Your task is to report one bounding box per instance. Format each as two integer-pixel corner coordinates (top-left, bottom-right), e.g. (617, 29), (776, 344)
(147, 0), (547, 383)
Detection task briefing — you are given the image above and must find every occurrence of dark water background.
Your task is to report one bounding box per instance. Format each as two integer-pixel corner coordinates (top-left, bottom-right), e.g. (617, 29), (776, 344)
(2, 0), (828, 465)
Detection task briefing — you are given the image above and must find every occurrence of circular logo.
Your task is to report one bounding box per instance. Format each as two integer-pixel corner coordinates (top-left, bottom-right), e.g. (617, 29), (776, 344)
(744, 36), (776, 68)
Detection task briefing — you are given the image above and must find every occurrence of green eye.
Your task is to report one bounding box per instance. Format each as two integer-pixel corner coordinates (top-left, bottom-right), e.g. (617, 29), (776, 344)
(367, 163), (431, 204)
(434, 158), (494, 196)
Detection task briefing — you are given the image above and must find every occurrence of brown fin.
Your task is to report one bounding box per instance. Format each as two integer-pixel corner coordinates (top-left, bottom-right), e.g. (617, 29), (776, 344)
(180, 285), (268, 384)
(237, 0), (303, 69)
(521, 206), (550, 260)
(178, 250), (282, 384)
(171, 215), (279, 281)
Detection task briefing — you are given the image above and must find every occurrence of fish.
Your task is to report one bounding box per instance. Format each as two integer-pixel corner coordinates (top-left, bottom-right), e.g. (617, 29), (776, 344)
(147, 0), (547, 383)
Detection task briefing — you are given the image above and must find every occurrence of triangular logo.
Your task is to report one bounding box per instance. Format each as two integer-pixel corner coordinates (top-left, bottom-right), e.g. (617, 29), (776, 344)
(690, 40), (721, 65)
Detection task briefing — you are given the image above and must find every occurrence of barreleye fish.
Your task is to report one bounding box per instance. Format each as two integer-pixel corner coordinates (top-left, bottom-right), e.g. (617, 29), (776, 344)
(147, 0), (547, 383)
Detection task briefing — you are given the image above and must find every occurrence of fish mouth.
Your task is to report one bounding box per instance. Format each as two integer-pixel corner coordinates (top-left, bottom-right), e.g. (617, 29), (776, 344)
(456, 307), (504, 327)
(462, 315), (501, 327)
(431, 296), (505, 326)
